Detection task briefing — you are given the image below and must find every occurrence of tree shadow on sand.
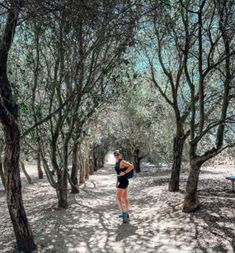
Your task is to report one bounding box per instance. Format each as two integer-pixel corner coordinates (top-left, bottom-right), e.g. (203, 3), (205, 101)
(1, 166), (235, 253)
(33, 173), (235, 253)
(115, 223), (138, 242)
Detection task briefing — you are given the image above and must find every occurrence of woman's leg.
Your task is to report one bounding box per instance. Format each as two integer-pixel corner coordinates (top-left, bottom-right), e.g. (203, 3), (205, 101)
(123, 189), (129, 213)
(116, 188), (125, 212)
(116, 193), (122, 212)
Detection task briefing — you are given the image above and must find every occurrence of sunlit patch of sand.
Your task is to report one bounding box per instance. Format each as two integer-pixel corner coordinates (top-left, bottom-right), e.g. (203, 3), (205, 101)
(0, 163), (235, 252)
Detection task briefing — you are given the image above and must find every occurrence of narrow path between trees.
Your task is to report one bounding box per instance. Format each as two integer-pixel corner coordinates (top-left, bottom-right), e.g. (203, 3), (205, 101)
(0, 164), (235, 252)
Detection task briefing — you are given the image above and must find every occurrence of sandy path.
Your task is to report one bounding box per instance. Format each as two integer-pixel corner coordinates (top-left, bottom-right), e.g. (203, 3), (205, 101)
(0, 164), (235, 253)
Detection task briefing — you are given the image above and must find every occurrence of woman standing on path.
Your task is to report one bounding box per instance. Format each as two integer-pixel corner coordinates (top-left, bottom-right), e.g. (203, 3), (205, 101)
(113, 150), (134, 223)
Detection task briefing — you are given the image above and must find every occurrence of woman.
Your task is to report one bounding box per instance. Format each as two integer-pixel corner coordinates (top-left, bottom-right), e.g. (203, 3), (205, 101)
(113, 150), (134, 223)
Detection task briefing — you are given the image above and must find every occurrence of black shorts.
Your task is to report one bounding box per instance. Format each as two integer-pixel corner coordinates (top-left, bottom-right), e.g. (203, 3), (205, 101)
(117, 177), (129, 189)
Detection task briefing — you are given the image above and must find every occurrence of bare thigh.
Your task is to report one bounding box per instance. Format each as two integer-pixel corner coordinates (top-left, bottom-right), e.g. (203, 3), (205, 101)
(116, 188), (125, 200)
(123, 189), (128, 200)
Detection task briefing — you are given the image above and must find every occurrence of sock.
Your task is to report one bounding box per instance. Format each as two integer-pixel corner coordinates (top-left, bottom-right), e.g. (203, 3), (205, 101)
(122, 211), (127, 219)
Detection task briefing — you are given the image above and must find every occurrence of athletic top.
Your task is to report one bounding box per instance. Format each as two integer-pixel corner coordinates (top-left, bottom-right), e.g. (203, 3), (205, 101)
(115, 159), (128, 175)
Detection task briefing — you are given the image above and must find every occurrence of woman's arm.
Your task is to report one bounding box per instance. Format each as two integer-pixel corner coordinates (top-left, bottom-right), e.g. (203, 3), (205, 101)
(119, 160), (134, 176)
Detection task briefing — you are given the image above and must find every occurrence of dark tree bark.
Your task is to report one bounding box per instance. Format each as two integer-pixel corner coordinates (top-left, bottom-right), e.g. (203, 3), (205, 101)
(37, 147), (43, 179)
(0, 157), (5, 189)
(51, 136), (68, 208)
(4, 126), (36, 252)
(182, 159), (201, 212)
(70, 144), (79, 193)
(89, 157), (94, 175)
(133, 148), (141, 173)
(168, 136), (184, 191)
(56, 170), (68, 208)
(94, 156), (98, 171)
(168, 126), (188, 191)
(0, 2), (36, 252)
(85, 158), (89, 180)
(92, 149), (98, 171)
(98, 157), (104, 169)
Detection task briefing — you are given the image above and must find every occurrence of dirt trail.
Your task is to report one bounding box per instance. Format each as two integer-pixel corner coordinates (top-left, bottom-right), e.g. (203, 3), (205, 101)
(0, 164), (235, 253)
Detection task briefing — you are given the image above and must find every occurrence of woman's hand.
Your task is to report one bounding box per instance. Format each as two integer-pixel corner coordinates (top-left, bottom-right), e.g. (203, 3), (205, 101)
(118, 171), (126, 177)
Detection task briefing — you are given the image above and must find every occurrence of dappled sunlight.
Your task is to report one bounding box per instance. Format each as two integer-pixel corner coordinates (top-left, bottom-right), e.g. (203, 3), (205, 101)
(0, 1), (235, 252)
(0, 164), (235, 252)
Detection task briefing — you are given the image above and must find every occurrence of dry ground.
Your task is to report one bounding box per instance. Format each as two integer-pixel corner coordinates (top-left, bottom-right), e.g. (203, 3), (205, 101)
(0, 163), (235, 253)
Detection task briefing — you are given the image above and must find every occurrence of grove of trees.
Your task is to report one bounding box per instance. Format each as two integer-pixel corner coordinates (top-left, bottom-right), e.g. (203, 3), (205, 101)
(0, 0), (235, 252)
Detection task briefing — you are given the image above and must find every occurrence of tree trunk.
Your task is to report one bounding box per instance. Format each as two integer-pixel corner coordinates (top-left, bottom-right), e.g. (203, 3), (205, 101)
(37, 147), (43, 179)
(79, 158), (85, 184)
(70, 144), (79, 193)
(89, 157), (94, 175)
(4, 126), (36, 252)
(56, 142), (69, 208)
(0, 158), (5, 189)
(56, 170), (68, 208)
(51, 137), (68, 208)
(0, 3), (36, 251)
(168, 134), (185, 192)
(182, 159), (201, 212)
(93, 153), (98, 171)
(134, 149), (141, 173)
(85, 158), (89, 180)
(40, 150), (57, 188)
(20, 160), (33, 184)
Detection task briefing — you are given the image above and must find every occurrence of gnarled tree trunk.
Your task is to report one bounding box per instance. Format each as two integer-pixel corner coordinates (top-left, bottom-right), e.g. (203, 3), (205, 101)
(51, 135), (68, 208)
(4, 125), (36, 252)
(56, 170), (68, 208)
(55, 142), (69, 209)
(0, 3), (36, 252)
(168, 133), (186, 192)
(183, 159), (201, 212)
(70, 144), (79, 193)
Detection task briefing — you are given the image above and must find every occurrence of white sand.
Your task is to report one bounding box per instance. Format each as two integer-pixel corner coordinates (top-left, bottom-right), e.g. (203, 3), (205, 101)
(0, 163), (235, 253)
